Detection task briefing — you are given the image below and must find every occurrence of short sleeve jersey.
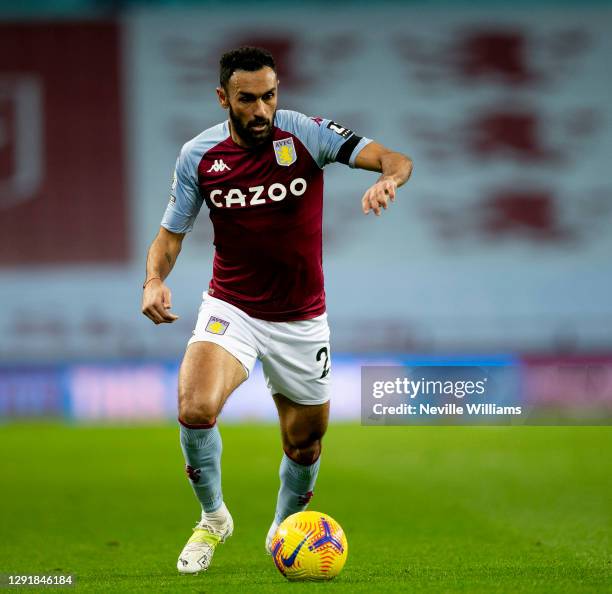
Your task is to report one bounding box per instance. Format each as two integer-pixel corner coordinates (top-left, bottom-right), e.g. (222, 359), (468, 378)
(161, 109), (372, 322)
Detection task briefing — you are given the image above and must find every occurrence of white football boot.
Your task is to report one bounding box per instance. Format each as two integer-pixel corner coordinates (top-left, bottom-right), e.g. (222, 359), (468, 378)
(177, 503), (233, 574)
(265, 519), (280, 555)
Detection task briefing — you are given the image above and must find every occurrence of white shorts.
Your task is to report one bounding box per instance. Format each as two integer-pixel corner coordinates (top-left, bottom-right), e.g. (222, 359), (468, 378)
(188, 293), (331, 405)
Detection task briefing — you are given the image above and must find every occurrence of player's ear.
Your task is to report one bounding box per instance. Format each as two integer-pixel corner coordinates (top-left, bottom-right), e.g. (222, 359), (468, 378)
(216, 86), (229, 109)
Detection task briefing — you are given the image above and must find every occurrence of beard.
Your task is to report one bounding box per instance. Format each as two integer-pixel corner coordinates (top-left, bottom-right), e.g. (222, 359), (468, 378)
(229, 105), (275, 147)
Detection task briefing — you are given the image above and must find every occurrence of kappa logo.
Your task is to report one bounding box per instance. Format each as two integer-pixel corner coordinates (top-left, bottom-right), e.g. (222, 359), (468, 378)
(205, 315), (229, 335)
(207, 159), (231, 173)
(273, 138), (297, 166)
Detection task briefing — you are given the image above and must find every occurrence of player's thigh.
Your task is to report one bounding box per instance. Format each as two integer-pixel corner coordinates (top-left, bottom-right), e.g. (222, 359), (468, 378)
(180, 292), (259, 424)
(273, 392), (330, 448)
(178, 341), (247, 424)
(262, 313), (331, 408)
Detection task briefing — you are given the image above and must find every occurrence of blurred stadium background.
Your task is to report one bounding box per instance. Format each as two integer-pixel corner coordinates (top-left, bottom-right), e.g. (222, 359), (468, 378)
(1, 0), (611, 423)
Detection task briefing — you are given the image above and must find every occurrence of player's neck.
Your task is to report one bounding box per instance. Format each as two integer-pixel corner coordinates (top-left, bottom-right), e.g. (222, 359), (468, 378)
(229, 127), (251, 148)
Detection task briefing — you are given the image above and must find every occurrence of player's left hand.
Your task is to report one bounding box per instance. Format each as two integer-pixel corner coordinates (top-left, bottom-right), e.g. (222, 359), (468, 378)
(361, 179), (397, 216)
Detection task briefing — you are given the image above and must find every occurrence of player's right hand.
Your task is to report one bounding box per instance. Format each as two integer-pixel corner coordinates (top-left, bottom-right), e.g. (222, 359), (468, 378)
(141, 279), (180, 325)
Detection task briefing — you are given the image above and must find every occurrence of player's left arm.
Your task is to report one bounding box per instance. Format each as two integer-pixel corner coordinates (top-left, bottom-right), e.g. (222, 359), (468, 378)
(354, 141), (413, 216)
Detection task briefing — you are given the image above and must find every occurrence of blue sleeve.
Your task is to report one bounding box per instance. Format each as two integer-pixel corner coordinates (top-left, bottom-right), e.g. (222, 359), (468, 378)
(160, 143), (203, 234)
(275, 110), (373, 169)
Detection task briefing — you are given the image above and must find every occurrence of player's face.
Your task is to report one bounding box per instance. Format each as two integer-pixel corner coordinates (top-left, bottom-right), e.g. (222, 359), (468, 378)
(218, 66), (278, 147)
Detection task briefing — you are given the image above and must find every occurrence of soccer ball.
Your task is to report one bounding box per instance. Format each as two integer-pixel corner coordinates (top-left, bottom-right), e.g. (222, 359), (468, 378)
(270, 511), (348, 581)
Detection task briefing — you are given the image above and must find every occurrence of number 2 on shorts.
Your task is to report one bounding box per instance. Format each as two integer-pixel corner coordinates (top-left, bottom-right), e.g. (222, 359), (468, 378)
(316, 346), (330, 379)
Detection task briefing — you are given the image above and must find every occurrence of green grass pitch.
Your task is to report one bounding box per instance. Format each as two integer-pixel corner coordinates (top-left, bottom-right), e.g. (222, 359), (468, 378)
(0, 423), (610, 592)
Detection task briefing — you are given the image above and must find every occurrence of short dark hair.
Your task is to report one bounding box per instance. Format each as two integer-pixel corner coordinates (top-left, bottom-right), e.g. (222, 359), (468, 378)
(219, 46), (276, 89)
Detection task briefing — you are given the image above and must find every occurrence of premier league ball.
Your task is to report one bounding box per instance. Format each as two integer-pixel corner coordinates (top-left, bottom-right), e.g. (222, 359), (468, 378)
(270, 511), (348, 581)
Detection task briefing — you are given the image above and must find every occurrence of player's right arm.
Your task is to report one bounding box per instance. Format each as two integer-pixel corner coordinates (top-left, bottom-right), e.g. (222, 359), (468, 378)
(141, 227), (184, 324)
(142, 141), (204, 325)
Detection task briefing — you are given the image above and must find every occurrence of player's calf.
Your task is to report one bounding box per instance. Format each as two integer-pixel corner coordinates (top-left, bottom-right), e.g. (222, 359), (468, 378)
(267, 395), (329, 552)
(266, 449), (322, 554)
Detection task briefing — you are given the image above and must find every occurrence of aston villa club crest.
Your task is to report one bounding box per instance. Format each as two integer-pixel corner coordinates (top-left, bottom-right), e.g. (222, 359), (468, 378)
(273, 137), (297, 166)
(205, 316), (229, 335)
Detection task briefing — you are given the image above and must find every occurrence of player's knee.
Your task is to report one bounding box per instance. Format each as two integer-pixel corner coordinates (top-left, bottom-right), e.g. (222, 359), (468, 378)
(284, 436), (322, 466)
(178, 391), (219, 427)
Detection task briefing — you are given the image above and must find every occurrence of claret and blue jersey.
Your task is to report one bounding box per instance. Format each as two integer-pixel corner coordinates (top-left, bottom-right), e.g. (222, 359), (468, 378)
(161, 109), (371, 322)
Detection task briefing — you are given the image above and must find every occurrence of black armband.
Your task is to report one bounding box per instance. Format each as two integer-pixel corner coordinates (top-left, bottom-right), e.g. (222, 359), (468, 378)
(335, 135), (362, 165)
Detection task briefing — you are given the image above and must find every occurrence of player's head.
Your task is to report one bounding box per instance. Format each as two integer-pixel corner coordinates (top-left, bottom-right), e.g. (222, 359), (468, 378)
(217, 46), (278, 147)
